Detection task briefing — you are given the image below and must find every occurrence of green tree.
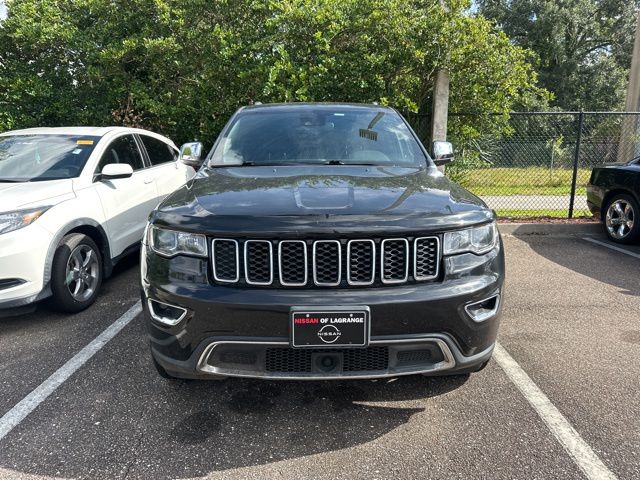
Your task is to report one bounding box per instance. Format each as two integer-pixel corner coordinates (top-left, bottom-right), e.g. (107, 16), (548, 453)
(0, 0), (548, 145)
(478, 0), (640, 111)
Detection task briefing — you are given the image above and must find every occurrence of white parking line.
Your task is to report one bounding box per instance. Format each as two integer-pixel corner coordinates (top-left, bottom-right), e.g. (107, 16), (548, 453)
(0, 301), (142, 442)
(581, 237), (640, 260)
(494, 343), (617, 480)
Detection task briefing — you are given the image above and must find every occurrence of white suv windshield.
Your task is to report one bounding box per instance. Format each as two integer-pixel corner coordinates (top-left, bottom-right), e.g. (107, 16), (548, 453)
(0, 134), (100, 182)
(210, 106), (427, 168)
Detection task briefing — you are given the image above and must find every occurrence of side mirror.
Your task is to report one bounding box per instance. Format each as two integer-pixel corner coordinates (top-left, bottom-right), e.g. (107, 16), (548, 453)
(180, 142), (204, 168)
(101, 163), (133, 180)
(432, 141), (454, 166)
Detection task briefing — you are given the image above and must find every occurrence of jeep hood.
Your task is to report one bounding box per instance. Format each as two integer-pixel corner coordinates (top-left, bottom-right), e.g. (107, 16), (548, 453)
(153, 166), (494, 234)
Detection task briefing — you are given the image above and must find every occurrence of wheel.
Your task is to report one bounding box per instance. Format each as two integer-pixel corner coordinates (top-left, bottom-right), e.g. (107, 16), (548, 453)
(49, 233), (103, 313)
(603, 194), (640, 244)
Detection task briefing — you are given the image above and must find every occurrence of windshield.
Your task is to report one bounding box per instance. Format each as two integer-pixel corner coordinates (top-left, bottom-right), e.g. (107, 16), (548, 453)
(0, 134), (100, 182)
(210, 106), (428, 168)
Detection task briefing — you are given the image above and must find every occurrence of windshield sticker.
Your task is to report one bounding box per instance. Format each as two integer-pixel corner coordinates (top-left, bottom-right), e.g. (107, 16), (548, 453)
(77, 139), (94, 145)
(72, 148), (82, 154)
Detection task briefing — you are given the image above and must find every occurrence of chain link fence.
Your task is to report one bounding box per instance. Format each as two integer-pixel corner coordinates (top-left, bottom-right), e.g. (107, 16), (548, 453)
(403, 111), (640, 218)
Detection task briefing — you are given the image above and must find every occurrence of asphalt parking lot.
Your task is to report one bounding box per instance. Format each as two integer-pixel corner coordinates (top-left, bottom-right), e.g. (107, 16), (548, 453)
(0, 229), (639, 480)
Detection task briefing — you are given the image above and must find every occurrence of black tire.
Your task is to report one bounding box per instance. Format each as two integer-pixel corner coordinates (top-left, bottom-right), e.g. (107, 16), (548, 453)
(152, 356), (176, 379)
(474, 358), (490, 372)
(422, 358), (488, 378)
(49, 233), (103, 313)
(603, 194), (640, 244)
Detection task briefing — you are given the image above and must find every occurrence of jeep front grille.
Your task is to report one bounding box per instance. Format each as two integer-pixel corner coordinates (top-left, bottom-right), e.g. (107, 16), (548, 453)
(210, 236), (440, 287)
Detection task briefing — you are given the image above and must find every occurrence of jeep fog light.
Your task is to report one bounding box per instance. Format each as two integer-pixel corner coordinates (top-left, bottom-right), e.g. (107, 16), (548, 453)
(148, 299), (187, 326)
(464, 294), (500, 323)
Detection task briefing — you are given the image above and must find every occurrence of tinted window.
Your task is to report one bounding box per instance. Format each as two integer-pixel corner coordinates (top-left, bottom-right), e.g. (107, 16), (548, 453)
(0, 135), (100, 182)
(210, 107), (427, 167)
(97, 135), (144, 172)
(140, 135), (177, 166)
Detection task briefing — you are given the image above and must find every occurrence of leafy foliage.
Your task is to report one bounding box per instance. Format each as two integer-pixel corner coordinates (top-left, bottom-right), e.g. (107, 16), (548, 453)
(478, 0), (640, 111)
(0, 0), (546, 146)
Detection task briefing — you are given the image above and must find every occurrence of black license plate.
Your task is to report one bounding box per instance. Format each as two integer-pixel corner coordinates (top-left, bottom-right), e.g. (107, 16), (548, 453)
(291, 307), (369, 348)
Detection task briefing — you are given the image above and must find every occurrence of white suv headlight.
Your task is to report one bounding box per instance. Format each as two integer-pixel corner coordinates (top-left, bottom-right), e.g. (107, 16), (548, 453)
(0, 206), (50, 235)
(149, 225), (208, 257)
(443, 222), (498, 256)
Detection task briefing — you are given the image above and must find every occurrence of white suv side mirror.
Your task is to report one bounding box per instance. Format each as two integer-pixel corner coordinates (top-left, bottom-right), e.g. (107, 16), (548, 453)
(101, 163), (134, 180)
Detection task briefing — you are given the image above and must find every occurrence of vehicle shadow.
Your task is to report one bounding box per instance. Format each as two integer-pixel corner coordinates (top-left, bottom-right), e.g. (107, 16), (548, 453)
(511, 228), (640, 297)
(0, 367), (470, 479)
(150, 374), (469, 477)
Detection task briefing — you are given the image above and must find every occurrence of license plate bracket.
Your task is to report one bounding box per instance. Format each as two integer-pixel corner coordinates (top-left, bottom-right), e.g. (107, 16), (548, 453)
(290, 306), (370, 348)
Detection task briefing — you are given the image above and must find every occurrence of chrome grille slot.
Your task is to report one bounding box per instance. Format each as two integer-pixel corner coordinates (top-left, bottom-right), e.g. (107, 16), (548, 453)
(347, 240), (375, 285)
(211, 239), (239, 282)
(244, 240), (273, 285)
(381, 238), (409, 284)
(414, 237), (440, 280)
(313, 240), (341, 286)
(278, 240), (308, 286)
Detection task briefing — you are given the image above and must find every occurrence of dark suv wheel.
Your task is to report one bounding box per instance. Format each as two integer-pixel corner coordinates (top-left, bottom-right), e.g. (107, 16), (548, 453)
(604, 194), (639, 244)
(50, 233), (103, 313)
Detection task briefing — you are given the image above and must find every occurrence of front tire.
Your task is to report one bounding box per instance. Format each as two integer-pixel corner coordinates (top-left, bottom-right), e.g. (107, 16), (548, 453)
(603, 194), (639, 244)
(152, 356), (175, 379)
(50, 233), (103, 313)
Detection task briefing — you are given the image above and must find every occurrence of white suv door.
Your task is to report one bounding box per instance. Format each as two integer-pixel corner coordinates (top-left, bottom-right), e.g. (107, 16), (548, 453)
(93, 134), (159, 257)
(137, 134), (193, 203)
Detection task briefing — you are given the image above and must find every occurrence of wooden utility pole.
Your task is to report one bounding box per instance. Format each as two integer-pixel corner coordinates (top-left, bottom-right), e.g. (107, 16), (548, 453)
(624, 11), (640, 113)
(619, 10), (640, 162)
(430, 70), (450, 172)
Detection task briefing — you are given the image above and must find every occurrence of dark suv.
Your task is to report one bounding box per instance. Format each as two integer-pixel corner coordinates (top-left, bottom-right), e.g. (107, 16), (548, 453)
(141, 103), (504, 380)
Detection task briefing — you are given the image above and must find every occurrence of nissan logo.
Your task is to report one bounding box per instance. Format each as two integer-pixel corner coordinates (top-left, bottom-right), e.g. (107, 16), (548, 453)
(317, 324), (342, 343)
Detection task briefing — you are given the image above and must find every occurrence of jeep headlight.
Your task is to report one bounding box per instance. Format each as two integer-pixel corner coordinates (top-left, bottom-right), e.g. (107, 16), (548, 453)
(149, 225), (207, 257)
(443, 222), (498, 255)
(0, 206), (50, 235)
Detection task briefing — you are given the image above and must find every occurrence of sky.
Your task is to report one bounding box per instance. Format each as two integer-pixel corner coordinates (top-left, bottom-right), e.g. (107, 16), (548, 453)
(0, 1), (6, 20)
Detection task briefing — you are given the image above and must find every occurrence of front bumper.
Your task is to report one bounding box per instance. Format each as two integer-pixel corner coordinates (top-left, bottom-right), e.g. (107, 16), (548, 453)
(142, 240), (504, 380)
(0, 223), (53, 309)
(151, 334), (496, 380)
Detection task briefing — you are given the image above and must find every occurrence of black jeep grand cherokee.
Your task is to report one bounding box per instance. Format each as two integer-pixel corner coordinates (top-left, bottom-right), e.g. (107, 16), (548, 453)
(141, 103), (504, 380)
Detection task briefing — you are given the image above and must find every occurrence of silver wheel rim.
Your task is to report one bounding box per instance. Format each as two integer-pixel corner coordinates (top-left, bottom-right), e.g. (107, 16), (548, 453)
(605, 199), (635, 240)
(65, 245), (100, 301)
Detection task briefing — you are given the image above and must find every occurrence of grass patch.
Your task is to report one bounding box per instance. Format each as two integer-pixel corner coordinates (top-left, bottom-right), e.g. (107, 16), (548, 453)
(455, 167), (591, 197)
(496, 209), (592, 218)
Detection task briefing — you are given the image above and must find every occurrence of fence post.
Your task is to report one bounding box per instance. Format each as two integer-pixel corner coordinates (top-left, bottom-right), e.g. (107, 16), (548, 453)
(568, 111), (584, 219)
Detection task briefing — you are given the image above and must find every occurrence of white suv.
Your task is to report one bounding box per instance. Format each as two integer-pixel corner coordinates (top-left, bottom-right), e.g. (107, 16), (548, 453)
(0, 127), (196, 313)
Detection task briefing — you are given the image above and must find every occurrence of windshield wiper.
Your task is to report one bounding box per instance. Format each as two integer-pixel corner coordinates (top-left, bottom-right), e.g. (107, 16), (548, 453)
(213, 161), (296, 167)
(322, 160), (379, 166)
(213, 160), (382, 167)
(0, 178), (26, 183)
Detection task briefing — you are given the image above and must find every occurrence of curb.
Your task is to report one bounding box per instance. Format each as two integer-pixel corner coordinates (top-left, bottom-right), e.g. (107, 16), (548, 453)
(497, 222), (601, 236)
